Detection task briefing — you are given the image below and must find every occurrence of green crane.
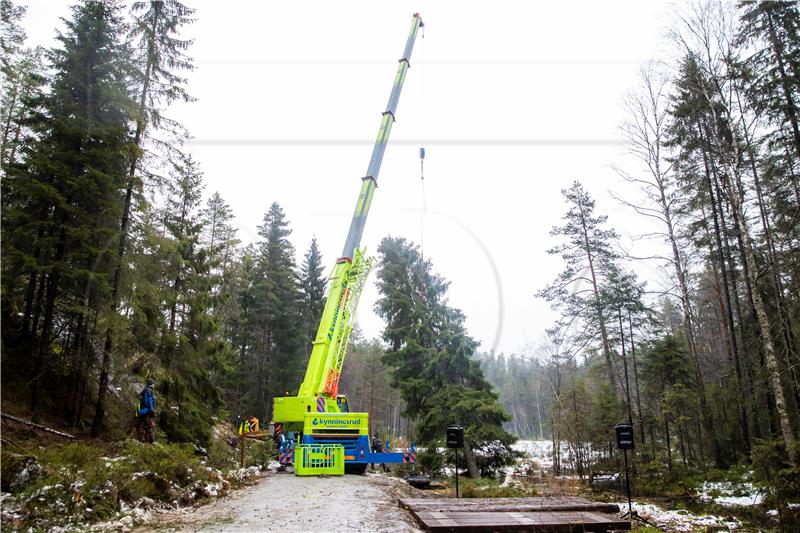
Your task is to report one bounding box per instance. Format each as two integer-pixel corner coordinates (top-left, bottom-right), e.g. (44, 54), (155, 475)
(272, 13), (423, 474)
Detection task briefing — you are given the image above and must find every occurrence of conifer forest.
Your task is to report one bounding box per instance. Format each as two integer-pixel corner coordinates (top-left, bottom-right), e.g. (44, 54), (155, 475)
(1, 1), (800, 531)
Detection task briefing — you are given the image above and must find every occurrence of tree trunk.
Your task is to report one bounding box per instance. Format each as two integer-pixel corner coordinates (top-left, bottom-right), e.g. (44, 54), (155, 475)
(30, 213), (67, 423)
(67, 309), (87, 418)
(725, 175), (797, 464)
(628, 316), (646, 449)
(534, 381), (544, 441)
(464, 440), (480, 479)
(617, 310), (634, 426)
(716, 177), (753, 456)
(699, 126), (751, 455)
(255, 321), (271, 421)
(30, 270), (59, 422)
(551, 412), (560, 476)
(1, 70), (19, 164)
(30, 259), (47, 339)
(710, 111), (799, 464)
(663, 409), (673, 477)
(168, 277), (180, 334)
(21, 269), (38, 341)
(577, 204), (616, 395)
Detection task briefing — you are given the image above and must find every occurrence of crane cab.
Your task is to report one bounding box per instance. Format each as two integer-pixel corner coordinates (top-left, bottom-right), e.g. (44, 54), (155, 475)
(336, 394), (350, 413)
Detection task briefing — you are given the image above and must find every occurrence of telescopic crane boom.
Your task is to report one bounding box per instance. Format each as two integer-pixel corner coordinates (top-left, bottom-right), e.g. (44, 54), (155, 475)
(272, 13), (423, 473)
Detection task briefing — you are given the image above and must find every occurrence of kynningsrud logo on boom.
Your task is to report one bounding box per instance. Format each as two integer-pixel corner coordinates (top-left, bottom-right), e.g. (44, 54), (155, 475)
(311, 417), (361, 427)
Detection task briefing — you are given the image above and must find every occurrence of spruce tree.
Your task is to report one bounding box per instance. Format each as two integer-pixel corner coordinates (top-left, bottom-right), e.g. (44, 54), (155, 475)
(202, 192), (238, 270)
(0, 1), (46, 331)
(249, 202), (303, 420)
(3, 0), (136, 421)
(642, 335), (694, 476)
(376, 236), (516, 478)
(94, 0), (196, 435)
(154, 155), (228, 444)
(199, 191), (240, 374)
(299, 237), (326, 353)
(223, 245), (259, 417)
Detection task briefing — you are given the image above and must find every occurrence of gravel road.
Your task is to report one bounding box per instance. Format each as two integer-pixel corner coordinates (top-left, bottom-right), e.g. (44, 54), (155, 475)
(147, 471), (422, 533)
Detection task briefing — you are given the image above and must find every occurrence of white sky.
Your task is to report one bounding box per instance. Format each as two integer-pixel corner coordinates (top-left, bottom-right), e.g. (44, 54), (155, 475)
(22, 1), (680, 355)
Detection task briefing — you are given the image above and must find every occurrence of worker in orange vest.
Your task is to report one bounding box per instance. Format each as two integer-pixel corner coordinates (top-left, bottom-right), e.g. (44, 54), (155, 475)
(238, 415), (260, 434)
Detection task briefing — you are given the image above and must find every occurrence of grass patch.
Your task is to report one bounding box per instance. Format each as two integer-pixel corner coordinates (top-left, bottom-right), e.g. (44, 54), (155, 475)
(14, 441), (217, 524)
(458, 477), (534, 498)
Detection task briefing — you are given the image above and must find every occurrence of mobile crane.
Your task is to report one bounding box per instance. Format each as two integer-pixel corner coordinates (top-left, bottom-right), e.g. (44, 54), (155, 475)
(272, 13), (424, 475)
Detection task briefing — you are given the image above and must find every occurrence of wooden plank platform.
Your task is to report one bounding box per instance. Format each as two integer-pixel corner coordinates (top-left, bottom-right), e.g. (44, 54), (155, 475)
(399, 497), (629, 532)
(399, 497), (621, 514)
(414, 510), (630, 532)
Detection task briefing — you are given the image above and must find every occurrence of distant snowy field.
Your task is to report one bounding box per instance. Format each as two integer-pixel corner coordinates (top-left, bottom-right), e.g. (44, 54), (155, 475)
(511, 439), (561, 470)
(511, 439), (600, 472)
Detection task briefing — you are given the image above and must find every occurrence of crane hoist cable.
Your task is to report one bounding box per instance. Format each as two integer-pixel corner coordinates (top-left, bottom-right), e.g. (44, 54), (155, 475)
(416, 146), (428, 298)
(419, 146), (426, 262)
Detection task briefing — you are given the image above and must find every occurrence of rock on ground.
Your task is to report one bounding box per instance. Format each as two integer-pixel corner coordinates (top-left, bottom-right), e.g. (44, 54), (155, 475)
(142, 471), (421, 532)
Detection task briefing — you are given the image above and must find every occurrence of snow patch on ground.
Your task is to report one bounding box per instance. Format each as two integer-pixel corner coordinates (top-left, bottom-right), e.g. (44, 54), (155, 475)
(699, 480), (765, 507)
(230, 465), (261, 482)
(618, 501), (742, 532)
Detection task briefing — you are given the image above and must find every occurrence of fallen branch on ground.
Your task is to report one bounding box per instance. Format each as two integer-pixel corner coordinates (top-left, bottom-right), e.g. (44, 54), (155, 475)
(1, 413), (75, 439)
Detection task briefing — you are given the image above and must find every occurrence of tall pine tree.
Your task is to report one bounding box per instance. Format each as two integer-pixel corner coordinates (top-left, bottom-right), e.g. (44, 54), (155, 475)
(537, 181), (620, 399)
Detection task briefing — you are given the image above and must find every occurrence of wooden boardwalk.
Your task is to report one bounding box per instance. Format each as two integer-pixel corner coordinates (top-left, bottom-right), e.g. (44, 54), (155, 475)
(399, 497), (630, 532)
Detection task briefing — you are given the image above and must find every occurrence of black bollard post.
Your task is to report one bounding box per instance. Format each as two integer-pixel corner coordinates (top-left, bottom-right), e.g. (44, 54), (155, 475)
(623, 447), (632, 519)
(454, 448), (459, 498)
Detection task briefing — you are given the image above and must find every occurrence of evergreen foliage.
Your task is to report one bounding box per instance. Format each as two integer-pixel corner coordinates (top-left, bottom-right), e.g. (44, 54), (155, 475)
(299, 237), (326, 351)
(376, 237), (516, 477)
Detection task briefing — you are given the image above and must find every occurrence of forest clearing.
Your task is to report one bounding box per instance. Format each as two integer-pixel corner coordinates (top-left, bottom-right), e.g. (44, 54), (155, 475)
(2, 0), (800, 531)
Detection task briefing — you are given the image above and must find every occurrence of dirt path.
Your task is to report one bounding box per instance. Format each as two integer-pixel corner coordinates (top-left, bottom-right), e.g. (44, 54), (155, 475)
(146, 471), (422, 532)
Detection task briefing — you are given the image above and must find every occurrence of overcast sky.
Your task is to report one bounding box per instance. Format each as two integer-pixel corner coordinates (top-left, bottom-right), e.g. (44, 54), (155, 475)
(22, 1), (680, 355)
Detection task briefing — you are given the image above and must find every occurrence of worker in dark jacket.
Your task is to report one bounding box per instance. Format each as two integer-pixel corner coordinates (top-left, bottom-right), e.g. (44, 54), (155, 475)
(136, 379), (156, 443)
(371, 433), (388, 472)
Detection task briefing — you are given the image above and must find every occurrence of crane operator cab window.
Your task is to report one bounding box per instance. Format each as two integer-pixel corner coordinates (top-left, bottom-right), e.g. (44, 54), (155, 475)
(336, 395), (350, 413)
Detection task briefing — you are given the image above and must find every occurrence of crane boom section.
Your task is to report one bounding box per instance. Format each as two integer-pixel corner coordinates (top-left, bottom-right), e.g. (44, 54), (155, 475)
(297, 13), (423, 399)
(298, 250), (372, 398)
(340, 13), (423, 260)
